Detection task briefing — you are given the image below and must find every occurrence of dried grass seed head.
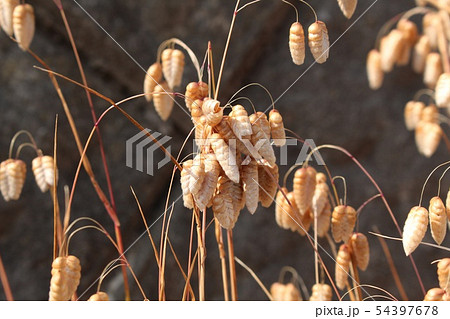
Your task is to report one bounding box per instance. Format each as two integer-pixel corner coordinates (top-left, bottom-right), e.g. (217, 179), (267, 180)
(188, 153), (206, 196)
(337, 0), (357, 19)
(180, 159), (194, 209)
(153, 81), (174, 121)
(404, 101), (425, 130)
(185, 81), (208, 111)
(312, 176), (329, 218)
(424, 288), (445, 301)
(412, 35), (431, 74)
(0, 0), (19, 36)
(210, 133), (240, 183)
(317, 201), (332, 237)
(308, 21), (330, 64)
(258, 164), (279, 208)
(241, 159), (259, 214)
(331, 205), (357, 243)
(435, 73), (450, 108)
(397, 19), (418, 47)
(423, 12), (440, 50)
(289, 21), (305, 65)
(293, 166), (317, 217)
(402, 206), (428, 256)
(366, 49), (384, 90)
(32, 155), (56, 193)
(3, 159), (26, 201)
(269, 109), (286, 146)
(202, 99), (223, 127)
(143, 62), (163, 102)
(335, 244), (351, 290)
(350, 232), (370, 271)
(249, 112), (276, 166)
(415, 121), (442, 157)
(88, 292), (109, 301)
(213, 175), (240, 229)
(428, 196), (447, 245)
(161, 48), (185, 89)
(437, 258), (450, 293)
(423, 52), (443, 89)
(230, 104), (252, 139)
(194, 153), (220, 211)
(0, 158), (13, 201)
(49, 255), (81, 301)
(275, 188), (301, 232)
(309, 283), (332, 301)
(12, 3), (34, 51)
(270, 282), (302, 301)
(380, 29), (405, 72)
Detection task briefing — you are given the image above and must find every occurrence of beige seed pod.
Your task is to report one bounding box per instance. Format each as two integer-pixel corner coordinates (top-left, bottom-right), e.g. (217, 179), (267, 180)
(0, 0), (19, 36)
(180, 160), (194, 209)
(289, 22), (305, 65)
(270, 282), (302, 301)
(412, 35), (431, 74)
(309, 283), (332, 301)
(397, 19), (418, 47)
(153, 81), (174, 121)
(350, 232), (370, 271)
(293, 166), (317, 217)
(317, 201), (332, 237)
(32, 155), (56, 193)
(185, 81), (208, 111)
(269, 109), (286, 146)
(258, 164), (279, 208)
(424, 52), (443, 89)
(331, 205), (357, 243)
(188, 154), (205, 196)
(423, 12), (440, 50)
(404, 101), (425, 130)
(241, 159), (259, 214)
(366, 49), (384, 90)
(202, 99), (223, 127)
(335, 244), (351, 290)
(230, 104), (252, 139)
(249, 113), (276, 166)
(210, 133), (239, 183)
(194, 153), (220, 211)
(337, 0), (357, 19)
(12, 4), (34, 51)
(415, 121), (442, 157)
(402, 206), (428, 256)
(435, 73), (450, 108)
(423, 288), (445, 301)
(191, 99), (204, 125)
(4, 159), (26, 201)
(308, 21), (329, 64)
(380, 30), (405, 72)
(429, 196), (447, 245)
(421, 104), (439, 123)
(0, 159), (13, 201)
(437, 258), (450, 293)
(161, 48), (185, 89)
(275, 188), (300, 232)
(143, 62), (163, 102)
(88, 292), (109, 301)
(312, 174), (329, 219)
(213, 175), (240, 229)
(49, 255), (81, 301)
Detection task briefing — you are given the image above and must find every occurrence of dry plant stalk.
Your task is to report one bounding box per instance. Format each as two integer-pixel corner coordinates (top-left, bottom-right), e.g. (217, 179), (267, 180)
(428, 196), (447, 244)
(309, 283), (332, 301)
(88, 292), (109, 301)
(335, 244), (351, 290)
(402, 206), (428, 256)
(270, 282), (302, 301)
(12, 3), (34, 51)
(289, 22), (305, 65)
(48, 255), (81, 301)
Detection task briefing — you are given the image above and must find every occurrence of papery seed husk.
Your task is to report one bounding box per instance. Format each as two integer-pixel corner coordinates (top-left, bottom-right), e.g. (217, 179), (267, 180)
(153, 81), (174, 121)
(241, 159), (259, 214)
(213, 175), (240, 229)
(423, 288), (445, 301)
(424, 52), (443, 89)
(32, 155), (56, 193)
(161, 48), (185, 89)
(435, 73), (450, 108)
(293, 166), (317, 217)
(269, 109), (286, 146)
(289, 22), (305, 65)
(412, 35), (431, 74)
(404, 101), (425, 130)
(49, 255), (81, 301)
(317, 201), (332, 237)
(437, 258), (450, 293)
(258, 164), (279, 208)
(270, 282), (302, 301)
(5, 159), (26, 201)
(249, 113), (276, 166)
(380, 30), (405, 72)
(0, 159), (13, 201)
(185, 81), (208, 111)
(335, 244), (351, 290)
(402, 206), (428, 256)
(415, 121), (442, 158)
(366, 49), (384, 90)
(143, 62), (163, 102)
(275, 188), (301, 232)
(210, 133), (240, 183)
(12, 4), (34, 51)
(202, 99), (223, 127)
(337, 0), (357, 19)
(180, 160), (194, 209)
(188, 154), (205, 196)
(423, 12), (440, 50)
(331, 205), (357, 243)
(88, 292), (109, 301)
(309, 283), (332, 301)
(308, 21), (329, 64)
(194, 153), (220, 211)
(429, 196), (447, 245)
(230, 104), (252, 139)
(350, 232), (370, 271)
(0, 0), (19, 36)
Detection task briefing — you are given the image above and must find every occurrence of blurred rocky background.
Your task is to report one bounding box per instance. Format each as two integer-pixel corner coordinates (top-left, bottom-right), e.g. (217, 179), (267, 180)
(0, 0), (448, 300)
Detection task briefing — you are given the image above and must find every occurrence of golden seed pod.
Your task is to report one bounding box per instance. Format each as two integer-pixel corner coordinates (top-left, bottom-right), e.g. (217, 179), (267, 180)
(293, 166), (317, 217)
(49, 255), (81, 301)
(331, 205), (357, 243)
(380, 30), (405, 72)
(423, 52), (443, 89)
(191, 99), (204, 125)
(270, 282), (302, 301)
(269, 109), (286, 146)
(366, 49), (384, 90)
(88, 292), (109, 301)
(421, 104), (439, 124)
(153, 81), (174, 121)
(180, 160), (194, 209)
(429, 196), (447, 245)
(275, 188), (301, 232)
(202, 99), (223, 127)
(213, 175), (241, 229)
(435, 73), (450, 108)
(3, 159), (26, 201)
(350, 232), (370, 271)
(210, 133), (240, 183)
(258, 164), (279, 208)
(143, 62), (163, 102)
(397, 19), (418, 47)
(230, 104), (252, 139)
(337, 0), (357, 19)
(0, 0), (19, 36)
(249, 113), (276, 166)
(423, 12), (440, 50)
(0, 159), (13, 201)
(161, 48), (185, 89)
(437, 258), (450, 293)
(402, 206), (428, 256)
(188, 154), (205, 197)
(404, 101), (425, 131)
(309, 283), (332, 301)
(308, 21), (329, 64)
(31, 155), (56, 193)
(289, 22), (305, 65)
(312, 175), (329, 219)
(12, 4), (34, 51)
(335, 244), (351, 290)
(194, 153), (220, 211)
(423, 288), (445, 301)
(415, 121), (442, 158)
(412, 35), (431, 74)
(184, 81), (208, 111)
(317, 201), (332, 237)
(241, 159), (259, 214)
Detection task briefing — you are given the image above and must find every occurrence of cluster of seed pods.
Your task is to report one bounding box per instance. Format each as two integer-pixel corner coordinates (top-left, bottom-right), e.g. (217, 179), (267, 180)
(367, 1), (450, 157)
(0, 1), (35, 51)
(48, 255), (82, 301)
(424, 258), (450, 301)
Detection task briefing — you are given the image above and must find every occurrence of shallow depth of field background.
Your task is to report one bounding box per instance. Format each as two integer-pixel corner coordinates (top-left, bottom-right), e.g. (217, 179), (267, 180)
(0, 0), (448, 300)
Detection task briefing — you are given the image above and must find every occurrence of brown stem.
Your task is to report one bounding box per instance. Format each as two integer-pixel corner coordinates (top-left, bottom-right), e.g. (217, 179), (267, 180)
(227, 229), (238, 301)
(215, 219), (230, 301)
(0, 252), (13, 301)
(349, 252), (362, 301)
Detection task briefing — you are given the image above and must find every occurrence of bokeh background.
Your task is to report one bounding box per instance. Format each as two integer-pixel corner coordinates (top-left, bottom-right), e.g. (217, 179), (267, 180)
(0, 0), (448, 300)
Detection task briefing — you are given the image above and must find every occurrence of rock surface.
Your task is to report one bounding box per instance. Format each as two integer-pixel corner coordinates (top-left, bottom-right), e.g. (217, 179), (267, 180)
(0, 0), (447, 300)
